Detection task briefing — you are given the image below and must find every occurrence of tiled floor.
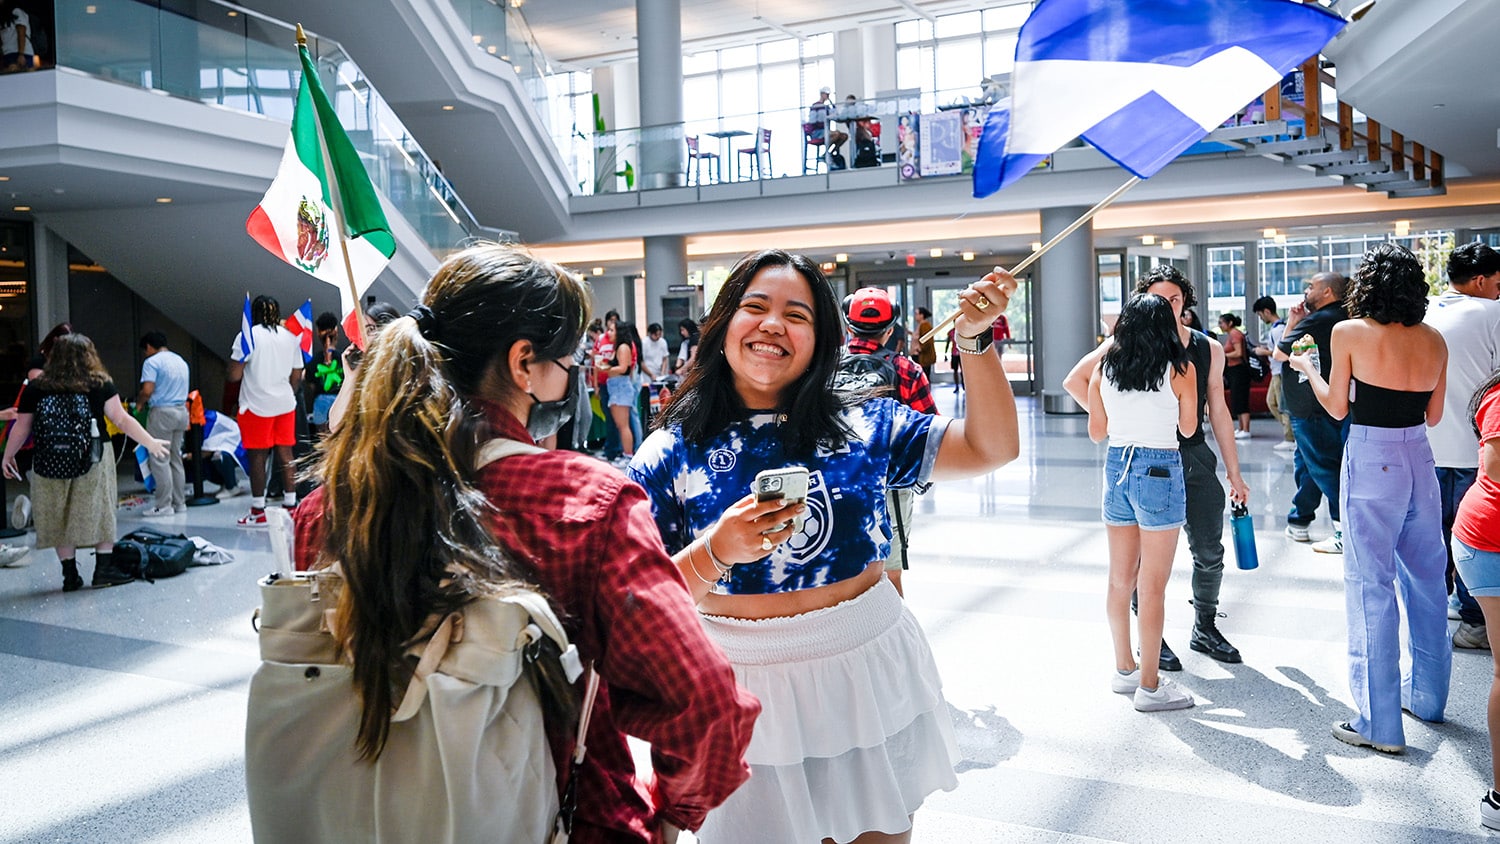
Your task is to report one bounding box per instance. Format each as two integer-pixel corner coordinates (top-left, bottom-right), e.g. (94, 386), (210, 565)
(1, 395), (1494, 843)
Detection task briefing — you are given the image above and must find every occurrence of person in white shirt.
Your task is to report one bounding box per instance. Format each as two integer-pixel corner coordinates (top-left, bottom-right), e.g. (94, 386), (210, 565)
(1252, 296), (1295, 450)
(1426, 241), (1500, 648)
(228, 295), (303, 526)
(0, 1), (32, 73)
(641, 322), (670, 382)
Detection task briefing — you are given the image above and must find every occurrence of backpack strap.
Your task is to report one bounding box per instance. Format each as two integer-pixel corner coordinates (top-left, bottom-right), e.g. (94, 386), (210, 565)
(475, 437), (545, 469)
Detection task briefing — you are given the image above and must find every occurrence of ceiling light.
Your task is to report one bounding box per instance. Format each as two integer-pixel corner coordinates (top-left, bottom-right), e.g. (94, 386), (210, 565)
(514, 65), (523, 73)
(1262, 227), (1278, 238)
(85, 4), (96, 12)
(834, 253), (848, 263)
(1031, 241), (1042, 251)
(961, 251), (975, 261)
(1140, 235), (1156, 246)
(487, 46), (497, 54)
(472, 35), (483, 45)
(442, 105), (455, 111)
(1394, 219), (1410, 236)
(591, 267), (604, 276)
(0, 176), (9, 181)
(1161, 239), (1175, 250)
(227, 9), (238, 16)
(821, 262), (836, 272)
(500, 55), (510, 62)
(154, 197), (173, 204)
(929, 248), (943, 258)
(12, 206), (30, 212)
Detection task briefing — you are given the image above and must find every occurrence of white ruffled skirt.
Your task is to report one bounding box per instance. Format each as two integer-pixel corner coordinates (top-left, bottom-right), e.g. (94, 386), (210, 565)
(696, 577), (959, 844)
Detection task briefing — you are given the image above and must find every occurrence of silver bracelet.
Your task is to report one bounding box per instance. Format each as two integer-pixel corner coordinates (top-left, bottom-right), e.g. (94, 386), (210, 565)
(703, 532), (732, 571)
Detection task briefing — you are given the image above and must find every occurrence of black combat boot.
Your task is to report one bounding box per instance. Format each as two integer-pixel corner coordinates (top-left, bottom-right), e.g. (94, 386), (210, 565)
(1189, 604), (1242, 663)
(91, 551), (135, 588)
(60, 558), (84, 592)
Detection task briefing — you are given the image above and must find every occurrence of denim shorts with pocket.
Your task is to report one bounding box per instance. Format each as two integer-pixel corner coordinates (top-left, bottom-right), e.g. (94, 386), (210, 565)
(1453, 536), (1500, 597)
(1102, 445), (1186, 531)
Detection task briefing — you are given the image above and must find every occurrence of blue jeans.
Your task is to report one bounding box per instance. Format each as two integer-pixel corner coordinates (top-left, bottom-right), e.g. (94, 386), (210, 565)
(1341, 425), (1450, 747)
(1102, 446), (1186, 531)
(1436, 467), (1482, 624)
(1288, 413), (1347, 526)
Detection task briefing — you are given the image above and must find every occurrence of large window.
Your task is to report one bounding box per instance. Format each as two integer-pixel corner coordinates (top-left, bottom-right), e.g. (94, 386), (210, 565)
(895, 6), (1030, 111)
(546, 70), (598, 193)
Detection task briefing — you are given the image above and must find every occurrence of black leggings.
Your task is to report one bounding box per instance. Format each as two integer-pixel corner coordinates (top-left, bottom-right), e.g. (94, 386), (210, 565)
(1225, 364), (1251, 416)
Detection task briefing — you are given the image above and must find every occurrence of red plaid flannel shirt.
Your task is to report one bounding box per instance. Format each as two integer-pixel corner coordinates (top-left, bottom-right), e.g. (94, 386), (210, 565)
(846, 337), (938, 414)
(294, 407), (759, 842)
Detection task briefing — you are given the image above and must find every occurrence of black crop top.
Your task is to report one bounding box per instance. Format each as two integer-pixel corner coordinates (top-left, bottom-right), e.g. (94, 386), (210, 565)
(1349, 378), (1431, 428)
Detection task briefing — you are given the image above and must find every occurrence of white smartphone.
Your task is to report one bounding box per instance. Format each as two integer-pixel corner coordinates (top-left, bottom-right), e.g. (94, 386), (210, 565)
(752, 466), (810, 534)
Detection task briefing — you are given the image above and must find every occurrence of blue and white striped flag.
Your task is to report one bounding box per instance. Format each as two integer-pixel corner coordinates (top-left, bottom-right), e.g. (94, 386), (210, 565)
(231, 292), (255, 363)
(973, 0), (1345, 198)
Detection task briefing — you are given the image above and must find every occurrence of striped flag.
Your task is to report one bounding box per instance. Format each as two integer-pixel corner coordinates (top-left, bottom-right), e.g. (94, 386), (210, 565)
(246, 33), (394, 347)
(973, 0), (1345, 198)
(285, 298), (315, 364)
(231, 292), (255, 363)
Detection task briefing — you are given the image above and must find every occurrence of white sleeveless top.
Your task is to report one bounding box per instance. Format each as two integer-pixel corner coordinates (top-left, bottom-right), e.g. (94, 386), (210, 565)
(1099, 363), (1180, 449)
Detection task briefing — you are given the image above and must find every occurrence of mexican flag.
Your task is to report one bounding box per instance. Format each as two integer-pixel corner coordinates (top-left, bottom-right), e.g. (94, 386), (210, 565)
(246, 33), (395, 347)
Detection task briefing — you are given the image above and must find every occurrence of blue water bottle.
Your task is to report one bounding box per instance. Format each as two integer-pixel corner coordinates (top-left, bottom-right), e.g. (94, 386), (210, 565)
(1230, 502), (1259, 571)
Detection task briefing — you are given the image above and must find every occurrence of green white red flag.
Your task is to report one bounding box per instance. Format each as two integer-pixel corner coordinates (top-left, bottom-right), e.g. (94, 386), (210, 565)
(246, 36), (395, 347)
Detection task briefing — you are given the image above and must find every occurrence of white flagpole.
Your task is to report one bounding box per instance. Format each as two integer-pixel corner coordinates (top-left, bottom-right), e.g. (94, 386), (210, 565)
(920, 175), (1142, 345)
(297, 24), (373, 349)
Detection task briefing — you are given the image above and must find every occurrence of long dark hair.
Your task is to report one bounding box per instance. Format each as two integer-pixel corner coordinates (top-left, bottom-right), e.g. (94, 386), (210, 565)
(1471, 367), (1500, 439)
(1104, 294), (1189, 392)
(34, 334), (110, 393)
(1346, 243), (1429, 326)
(612, 321), (642, 374)
(312, 243), (588, 761)
(658, 249), (853, 455)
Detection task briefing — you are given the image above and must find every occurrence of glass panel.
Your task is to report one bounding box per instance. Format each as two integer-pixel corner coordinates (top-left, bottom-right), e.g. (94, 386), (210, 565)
(759, 38), (797, 64)
(804, 32), (834, 57)
(983, 32), (1018, 77)
(934, 37), (981, 95)
(719, 44), (756, 69)
(683, 51), (717, 75)
(983, 5), (1031, 32)
(935, 10), (982, 38)
(895, 20), (921, 44)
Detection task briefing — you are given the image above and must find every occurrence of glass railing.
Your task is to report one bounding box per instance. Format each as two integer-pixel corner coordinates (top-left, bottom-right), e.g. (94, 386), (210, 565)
(446, 0), (552, 136)
(49, 0), (494, 257)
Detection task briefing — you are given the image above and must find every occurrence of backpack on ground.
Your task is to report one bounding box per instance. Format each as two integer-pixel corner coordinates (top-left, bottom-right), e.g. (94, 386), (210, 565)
(115, 527), (195, 581)
(834, 347), (900, 395)
(245, 439), (597, 844)
(32, 393), (101, 479)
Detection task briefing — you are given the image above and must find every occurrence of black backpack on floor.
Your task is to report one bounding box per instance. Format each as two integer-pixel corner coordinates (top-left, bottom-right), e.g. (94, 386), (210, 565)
(115, 527), (195, 581)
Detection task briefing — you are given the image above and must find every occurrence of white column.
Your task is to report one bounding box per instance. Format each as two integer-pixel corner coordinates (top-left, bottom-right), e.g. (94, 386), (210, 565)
(31, 222), (69, 335)
(1037, 206), (1096, 414)
(636, 0), (684, 189)
(643, 235), (687, 328)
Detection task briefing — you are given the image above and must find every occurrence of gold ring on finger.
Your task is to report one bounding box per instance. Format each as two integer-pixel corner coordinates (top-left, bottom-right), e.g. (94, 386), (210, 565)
(761, 536), (774, 551)
(975, 296), (991, 310)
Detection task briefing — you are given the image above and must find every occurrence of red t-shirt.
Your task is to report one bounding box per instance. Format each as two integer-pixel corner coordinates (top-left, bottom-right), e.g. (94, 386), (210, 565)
(1455, 386), (1500, 553)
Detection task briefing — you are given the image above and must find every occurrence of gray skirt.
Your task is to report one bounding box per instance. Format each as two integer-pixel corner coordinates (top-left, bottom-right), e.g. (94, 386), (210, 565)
(32, 441), (118, 550)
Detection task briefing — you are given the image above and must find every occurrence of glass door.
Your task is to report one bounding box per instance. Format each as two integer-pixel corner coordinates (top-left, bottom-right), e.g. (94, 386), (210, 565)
(928, 272), (1033, 394)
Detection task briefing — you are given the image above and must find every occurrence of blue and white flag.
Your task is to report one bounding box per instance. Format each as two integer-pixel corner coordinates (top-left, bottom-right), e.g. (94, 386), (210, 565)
(231, 292), (255, 363)
(973, 0), (1345, 198)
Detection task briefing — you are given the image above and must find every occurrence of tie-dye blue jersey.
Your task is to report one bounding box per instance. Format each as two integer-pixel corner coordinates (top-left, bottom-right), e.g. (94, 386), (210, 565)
(627, 398), (951, 595)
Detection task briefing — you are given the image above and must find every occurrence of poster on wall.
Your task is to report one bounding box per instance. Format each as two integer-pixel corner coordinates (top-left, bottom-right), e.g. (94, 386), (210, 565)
(959, 107), (981, 174)
(919, 110), (962, 177)
(898, 113), (920, 181)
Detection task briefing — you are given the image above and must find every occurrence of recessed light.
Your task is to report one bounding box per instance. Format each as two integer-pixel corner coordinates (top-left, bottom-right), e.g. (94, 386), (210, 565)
(591, 267), (604, 276)
(487, 46), (497, 54)
(1394, 220), (1410, 236)
(472, 35), (483, 45)
(961, 251), (975, 261)
(227, 9), (238, 16)
(929, 248), (943, 258)
(834, 253), (848, 263)
(514, 64), (523, 73)
(155, 197), (172, 204)
(85, 4), (96, 12)
(0, 176), (9, 181)
(442, 105), (455, 111)
(13, 206), (30, 212)
(1262, 227), (1278, 238)
(821, 262), (836, 272)
(1161, 239), (1175, 250)
(1030, 241), (1042, 252)
(1140, 235), (1156, 245)
(500, 55), (510, 62)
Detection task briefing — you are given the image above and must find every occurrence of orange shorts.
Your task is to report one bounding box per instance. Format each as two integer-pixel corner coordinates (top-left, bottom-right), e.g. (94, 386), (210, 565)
(238, 409), (297, 449)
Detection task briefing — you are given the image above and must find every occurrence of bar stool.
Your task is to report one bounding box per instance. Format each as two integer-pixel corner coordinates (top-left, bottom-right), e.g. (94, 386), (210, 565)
(685, 135), (720, 185)
(801, 122), (826, 174)
(736, 128), (772, 180)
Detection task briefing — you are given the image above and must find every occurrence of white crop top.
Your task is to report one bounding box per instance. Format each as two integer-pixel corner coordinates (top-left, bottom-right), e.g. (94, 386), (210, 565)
(1099, 363), (1180, 449)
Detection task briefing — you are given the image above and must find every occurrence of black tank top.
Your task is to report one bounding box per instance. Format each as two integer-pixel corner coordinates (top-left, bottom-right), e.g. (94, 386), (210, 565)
(1178, 330), (1211, 446)
(1349, 378), (1431, 428)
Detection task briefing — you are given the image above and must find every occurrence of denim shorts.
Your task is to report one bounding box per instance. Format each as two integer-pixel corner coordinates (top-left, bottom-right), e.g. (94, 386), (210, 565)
(1453, 537), (1500, 597)
(1102, 445), (1186, 531)
(605, 375), (636, 407)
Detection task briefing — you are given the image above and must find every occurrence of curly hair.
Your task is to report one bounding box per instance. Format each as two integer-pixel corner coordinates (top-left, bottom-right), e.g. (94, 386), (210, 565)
(1104, 294), (1190, 392)
(33, 334), (111, 394)
(1345, 243), (1428, 326)
(1134, 265), (1196, 311)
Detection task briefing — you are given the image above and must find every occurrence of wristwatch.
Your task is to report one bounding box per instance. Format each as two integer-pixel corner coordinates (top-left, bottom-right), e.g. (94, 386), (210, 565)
(953, 329), (994, 355)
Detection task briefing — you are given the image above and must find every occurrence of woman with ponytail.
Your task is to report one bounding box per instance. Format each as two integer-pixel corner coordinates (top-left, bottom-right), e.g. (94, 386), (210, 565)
(292, 244), (758, 843)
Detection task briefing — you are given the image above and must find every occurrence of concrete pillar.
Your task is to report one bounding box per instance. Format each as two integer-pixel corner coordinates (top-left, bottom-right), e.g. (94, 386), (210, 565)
(643, 235), (687, 327)
(833, 30), (865, 99)
(861, 25), (898, 158)
(31, 221), (69, 336)
(636, 0), (684, 189)
(1037, 206), (1095, 414)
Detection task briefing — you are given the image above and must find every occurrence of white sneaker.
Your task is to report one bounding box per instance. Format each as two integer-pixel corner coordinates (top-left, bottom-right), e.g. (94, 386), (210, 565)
(1312, 530), (1343, 554)
(1273, 441), (1297, 453)
(1133, 677), (1196, 712)
(1450, 593), (1463, 621)
(1234, 430), (1252, 440)
(0, 544), (30, 567)
(10, 494), (30, 530)
(140, 505), (178, 518)
(217, 484), (247, 500)
(1286, 524), (1311, 542)
(1111, 667), (1141, 695)
(1482, 791), (1500, 831)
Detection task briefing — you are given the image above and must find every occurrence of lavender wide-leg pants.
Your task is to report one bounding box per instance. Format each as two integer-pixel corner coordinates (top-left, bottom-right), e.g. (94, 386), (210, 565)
(1341, 424), (1451, 748)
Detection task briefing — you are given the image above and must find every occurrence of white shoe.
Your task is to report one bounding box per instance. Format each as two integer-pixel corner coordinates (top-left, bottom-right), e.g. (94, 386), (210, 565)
(1133, 677), (1196, 712)
(1286, 524), (1311, 542)
(1312, 530), (1343, 555)
(1234, 430), (1251, 440)
(140, 505), (178, 518)
(1482, 791), (1500, 831)
(0, 544), (31, 567)
(1273, 441), (1297, 453)
(10, 494), (30, 530)
(1111, 667), (1141, 695)
(217, 484), (248, 499)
